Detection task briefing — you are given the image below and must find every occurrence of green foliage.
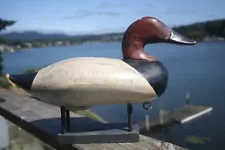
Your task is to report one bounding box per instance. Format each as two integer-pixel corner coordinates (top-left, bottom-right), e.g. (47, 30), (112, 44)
(184, 135), (211, 144)
(173, 19), (225, 40)
(0, 52), (3, 74)
(11, 40), (25, 46)
(0, 18), (15, 31)
(0, 55), (3, 75)
(0, 37), (6, 44)
(0, 75), (11, 89)
(75, 110), (106, 123)
(0, 18), (15, 91)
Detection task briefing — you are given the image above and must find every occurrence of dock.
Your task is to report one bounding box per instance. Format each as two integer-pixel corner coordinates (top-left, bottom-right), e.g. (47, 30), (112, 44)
(173, 105), (213, 124)
(139, 105), (213, 132)
(0, 88), (186, 150)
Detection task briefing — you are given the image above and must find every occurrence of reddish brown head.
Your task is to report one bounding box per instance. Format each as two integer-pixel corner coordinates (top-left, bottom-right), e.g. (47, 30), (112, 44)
(122, 16), (196, 61)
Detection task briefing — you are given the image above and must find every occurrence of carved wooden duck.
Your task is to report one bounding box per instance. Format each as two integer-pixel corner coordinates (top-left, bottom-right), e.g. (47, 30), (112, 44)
(6, 17), (196, 109)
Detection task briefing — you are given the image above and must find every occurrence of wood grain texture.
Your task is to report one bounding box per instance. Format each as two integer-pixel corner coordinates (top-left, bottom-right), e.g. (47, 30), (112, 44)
(32, 57), (157, 107)
(0, 88), (186, 150)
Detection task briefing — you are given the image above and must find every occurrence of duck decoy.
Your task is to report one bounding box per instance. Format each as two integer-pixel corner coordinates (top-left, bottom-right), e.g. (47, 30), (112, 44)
(5, 16), (196, 133)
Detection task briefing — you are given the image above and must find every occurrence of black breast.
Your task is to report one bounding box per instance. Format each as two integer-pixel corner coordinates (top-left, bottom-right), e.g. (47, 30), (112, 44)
(9, 72), (38, 91)
(123, 59), (168, 96)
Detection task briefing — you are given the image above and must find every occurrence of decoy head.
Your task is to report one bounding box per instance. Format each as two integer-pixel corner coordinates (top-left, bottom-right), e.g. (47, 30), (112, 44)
(122, 16), (196, 61)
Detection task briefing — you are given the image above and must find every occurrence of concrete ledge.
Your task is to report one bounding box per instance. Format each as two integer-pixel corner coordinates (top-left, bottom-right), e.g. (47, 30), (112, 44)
(0, 88), (187, 150)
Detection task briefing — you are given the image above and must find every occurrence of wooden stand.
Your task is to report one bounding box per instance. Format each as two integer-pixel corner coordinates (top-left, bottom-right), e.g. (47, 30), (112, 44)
(57, 104), (139, 144)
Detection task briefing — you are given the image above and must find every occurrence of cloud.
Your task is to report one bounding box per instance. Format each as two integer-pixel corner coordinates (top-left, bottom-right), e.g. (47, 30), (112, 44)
(163, 8), (199, 15)
(97, 2), (112, 9)
(62, 9), (125, 20)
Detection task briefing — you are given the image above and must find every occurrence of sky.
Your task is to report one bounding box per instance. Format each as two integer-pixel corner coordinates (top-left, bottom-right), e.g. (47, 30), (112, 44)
(1, 0), (225, 35)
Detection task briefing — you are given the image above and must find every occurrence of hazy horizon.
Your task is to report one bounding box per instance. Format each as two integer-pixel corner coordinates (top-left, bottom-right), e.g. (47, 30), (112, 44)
(1, 0), (225, 35)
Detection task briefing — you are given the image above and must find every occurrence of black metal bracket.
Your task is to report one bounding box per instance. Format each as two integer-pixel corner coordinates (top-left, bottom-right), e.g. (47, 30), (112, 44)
(143, 101), (152, 110)
(58, 105), (139, 144)
(60, 104), (136, 134)
(60, 106), (71, 134)
(127, 103), (133, 131)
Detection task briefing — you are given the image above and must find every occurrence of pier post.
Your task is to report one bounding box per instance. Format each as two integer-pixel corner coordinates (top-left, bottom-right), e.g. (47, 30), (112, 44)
(186, 92), (190, 105)
(145, 115), (150, 131)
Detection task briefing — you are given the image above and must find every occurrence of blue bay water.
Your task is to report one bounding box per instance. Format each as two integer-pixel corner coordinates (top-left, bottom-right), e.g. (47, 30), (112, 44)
(2, 41), (225, 149)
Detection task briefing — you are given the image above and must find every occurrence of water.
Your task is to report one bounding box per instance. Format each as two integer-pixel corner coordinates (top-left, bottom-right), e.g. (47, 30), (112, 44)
(2, 41), (225, 149)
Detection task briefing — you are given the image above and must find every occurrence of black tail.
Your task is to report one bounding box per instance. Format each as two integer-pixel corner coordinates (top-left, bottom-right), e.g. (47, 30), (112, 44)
(5, 72), (38, 91)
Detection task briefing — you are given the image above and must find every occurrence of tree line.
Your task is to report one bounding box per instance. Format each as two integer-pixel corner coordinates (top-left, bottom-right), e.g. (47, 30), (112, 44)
(0, 18), (15, 75)
(173, 19), (225, 40)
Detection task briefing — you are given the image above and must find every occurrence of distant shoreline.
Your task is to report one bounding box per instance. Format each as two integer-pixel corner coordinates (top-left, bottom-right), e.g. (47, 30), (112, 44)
(1, 37), (224, 53)
(0, 40), (120, 53)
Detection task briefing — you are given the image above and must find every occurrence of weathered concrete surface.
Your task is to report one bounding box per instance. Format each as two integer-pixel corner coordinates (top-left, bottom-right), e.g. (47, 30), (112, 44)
(0, 88), (187, 150)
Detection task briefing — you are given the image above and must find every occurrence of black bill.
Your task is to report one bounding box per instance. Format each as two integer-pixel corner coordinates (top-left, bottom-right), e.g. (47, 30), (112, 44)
(167, 30), (196, 45)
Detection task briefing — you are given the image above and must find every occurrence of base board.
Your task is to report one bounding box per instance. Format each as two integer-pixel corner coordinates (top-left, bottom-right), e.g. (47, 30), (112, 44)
(57, 124), (139, 144)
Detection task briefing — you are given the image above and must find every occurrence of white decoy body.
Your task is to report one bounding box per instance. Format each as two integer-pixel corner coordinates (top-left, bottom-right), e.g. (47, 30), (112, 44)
(25, 57), (156, 107)
(6, 16), (196, 109)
